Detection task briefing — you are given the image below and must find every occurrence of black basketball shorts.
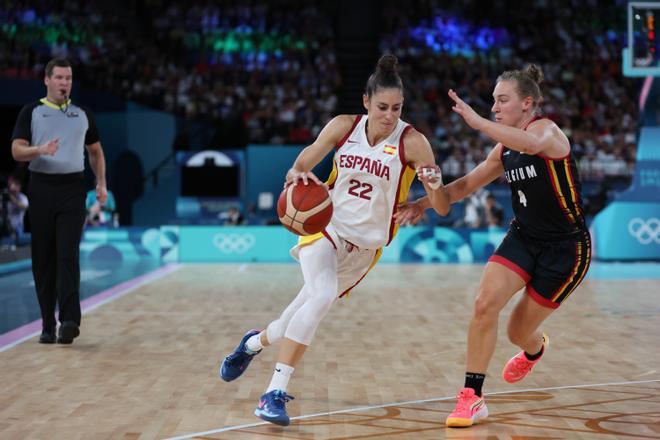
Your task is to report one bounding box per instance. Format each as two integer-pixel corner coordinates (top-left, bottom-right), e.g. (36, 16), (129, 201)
(489, 226), (591, 309)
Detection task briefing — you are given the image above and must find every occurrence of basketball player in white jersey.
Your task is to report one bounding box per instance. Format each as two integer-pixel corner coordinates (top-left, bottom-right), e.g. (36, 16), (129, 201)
(220, 54), (450, 426)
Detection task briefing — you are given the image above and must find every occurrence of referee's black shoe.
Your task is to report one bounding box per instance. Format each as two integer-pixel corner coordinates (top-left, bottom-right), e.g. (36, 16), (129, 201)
(57, 321), (80, 344)
(39, 330), (56, 344)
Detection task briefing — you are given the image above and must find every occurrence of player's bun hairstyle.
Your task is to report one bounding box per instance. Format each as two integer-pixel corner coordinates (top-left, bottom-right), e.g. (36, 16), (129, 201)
(365, 54), (403, 98)
(497, 63), (544, 109)
(523, 64), (544, 85)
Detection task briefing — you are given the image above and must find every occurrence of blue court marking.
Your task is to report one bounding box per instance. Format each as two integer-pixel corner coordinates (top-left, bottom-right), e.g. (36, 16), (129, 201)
(0, 258), (161, 335)
(0, 259), (31, 276)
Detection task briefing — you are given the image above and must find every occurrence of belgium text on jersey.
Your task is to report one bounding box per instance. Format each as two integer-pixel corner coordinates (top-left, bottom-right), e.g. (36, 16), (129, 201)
(505, 164), (538, 183)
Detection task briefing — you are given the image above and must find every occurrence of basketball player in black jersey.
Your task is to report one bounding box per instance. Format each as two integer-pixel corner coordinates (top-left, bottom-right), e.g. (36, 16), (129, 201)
(395, 64), (591, 427)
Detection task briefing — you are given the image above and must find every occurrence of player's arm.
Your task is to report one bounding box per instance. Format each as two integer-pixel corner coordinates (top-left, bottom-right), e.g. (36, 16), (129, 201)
(395, 144), (503, 224)
(403, 129), (450, 216)
(448, 89), (569, 157)
(472, 117), (568, 158)
(286, 115), (356, 186)
(445, 143), (504, 202)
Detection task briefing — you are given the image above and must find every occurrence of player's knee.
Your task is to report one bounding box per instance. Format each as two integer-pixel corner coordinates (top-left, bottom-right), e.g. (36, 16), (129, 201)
(266, 320), (284, 344)
(310, 275), (337, 310)
(473, 288), (503, 321)
(311, 288), (336, 315)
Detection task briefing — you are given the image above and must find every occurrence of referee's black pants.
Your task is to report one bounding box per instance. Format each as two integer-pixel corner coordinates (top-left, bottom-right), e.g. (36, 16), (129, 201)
(28, 172), (86, 332)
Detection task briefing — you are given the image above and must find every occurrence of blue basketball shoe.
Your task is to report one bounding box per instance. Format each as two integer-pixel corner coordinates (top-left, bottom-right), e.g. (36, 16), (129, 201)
(254, 389), (295, 426)
(219, 329), (262, 382)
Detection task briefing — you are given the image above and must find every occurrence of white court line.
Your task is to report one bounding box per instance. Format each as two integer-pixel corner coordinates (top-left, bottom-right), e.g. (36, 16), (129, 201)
(165, 378), (660, 440)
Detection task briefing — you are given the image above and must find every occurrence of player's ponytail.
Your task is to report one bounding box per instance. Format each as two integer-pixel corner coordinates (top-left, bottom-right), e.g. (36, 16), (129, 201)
(365, 54), (403, 97)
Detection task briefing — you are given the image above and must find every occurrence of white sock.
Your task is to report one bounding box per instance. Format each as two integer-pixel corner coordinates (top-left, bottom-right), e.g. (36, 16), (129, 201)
(245, 333), (263, 353)
(266, 362), (294, 393)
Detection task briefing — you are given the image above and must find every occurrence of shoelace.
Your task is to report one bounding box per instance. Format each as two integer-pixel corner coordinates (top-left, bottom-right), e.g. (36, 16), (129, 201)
(454, 390), (475, 411)
(226, 351), (248, 364)
(510, 356), (534, 373)
(272, 392), (295, 408)
(226, 345), (261, 366)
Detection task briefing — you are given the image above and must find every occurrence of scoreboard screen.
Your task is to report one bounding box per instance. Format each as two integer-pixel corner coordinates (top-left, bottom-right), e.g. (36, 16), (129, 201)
(630, 2), (660, 69)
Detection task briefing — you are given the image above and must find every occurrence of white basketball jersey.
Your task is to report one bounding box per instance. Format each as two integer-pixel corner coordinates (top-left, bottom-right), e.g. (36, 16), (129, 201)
(327, 115), (416, 249)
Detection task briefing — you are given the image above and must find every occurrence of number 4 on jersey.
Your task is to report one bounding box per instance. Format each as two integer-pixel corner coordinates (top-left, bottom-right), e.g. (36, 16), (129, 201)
(518, 190), (527, 207)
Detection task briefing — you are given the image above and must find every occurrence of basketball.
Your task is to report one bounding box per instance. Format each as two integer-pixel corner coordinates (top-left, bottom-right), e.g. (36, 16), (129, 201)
(277, 181), (333, 236)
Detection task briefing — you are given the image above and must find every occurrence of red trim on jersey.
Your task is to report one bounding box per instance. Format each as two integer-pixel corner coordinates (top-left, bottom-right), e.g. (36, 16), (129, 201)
(488, 255), (532, 283)
(328, 158), (337, 190)
(501, 117), (542, 153)
(387, 165), (407, 246)
(322, 229), (337, 250)
(336, 115), (362, 151)
(544, 158), (574, 224)
(386, 125), (414, 245)
(527, 285), (560, 309)
(398, 125), (413, 167)
(339, 264), (370, 298)
(528, 117), (570, 160)
(523, 115), (543, 130)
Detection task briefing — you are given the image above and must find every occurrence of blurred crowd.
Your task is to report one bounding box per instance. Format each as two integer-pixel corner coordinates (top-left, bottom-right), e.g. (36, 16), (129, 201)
(0, 0), (340, 144)
(379, 0), (639, 183)
(0, 0), (640, 197)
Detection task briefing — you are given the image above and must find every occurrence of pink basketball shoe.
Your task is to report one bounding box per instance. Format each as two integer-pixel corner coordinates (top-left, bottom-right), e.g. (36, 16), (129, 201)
(445, 387), (488, 427)
(502, 333), (549, 383)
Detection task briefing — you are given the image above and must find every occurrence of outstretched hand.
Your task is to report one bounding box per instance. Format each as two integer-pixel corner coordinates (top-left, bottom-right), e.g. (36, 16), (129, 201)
(394, 200), (426, 226)
(448, 89), (486, 131)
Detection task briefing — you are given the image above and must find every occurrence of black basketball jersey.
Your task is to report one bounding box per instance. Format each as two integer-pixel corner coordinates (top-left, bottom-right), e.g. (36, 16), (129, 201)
(500, 119), (585, 240)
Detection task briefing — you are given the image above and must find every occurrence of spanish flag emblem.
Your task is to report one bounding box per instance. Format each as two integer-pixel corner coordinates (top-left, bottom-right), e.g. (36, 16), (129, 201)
(383, 144), (397, 155)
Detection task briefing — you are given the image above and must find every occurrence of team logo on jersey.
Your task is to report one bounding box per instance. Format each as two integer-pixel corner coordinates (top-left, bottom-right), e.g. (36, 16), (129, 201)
(383, 144), (397, 155)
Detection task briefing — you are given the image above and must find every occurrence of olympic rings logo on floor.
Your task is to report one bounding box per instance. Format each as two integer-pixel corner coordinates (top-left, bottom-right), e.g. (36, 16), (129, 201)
(627, 217), (660, 245)
(212, 233), (256, 254)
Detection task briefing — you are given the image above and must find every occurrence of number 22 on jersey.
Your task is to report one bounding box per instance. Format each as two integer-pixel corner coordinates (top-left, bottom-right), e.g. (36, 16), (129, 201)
(348, 179), (373, 200)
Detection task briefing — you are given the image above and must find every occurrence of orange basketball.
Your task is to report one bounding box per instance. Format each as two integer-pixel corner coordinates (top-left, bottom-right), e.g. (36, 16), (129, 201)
(277, 181), (333, 236)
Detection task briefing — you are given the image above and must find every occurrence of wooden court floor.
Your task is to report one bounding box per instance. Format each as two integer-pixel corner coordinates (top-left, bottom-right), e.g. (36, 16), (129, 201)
(1, 264), (659, 439)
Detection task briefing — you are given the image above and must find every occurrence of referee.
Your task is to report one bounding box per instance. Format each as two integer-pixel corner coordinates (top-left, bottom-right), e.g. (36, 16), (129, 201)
(11, 58), (107, 345)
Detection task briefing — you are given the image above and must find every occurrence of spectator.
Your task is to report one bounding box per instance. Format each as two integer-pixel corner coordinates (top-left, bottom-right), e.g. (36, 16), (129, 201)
(484, 193), (504, 227)
(0, 175), (29, 244)
(219, 207), (244, 226)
